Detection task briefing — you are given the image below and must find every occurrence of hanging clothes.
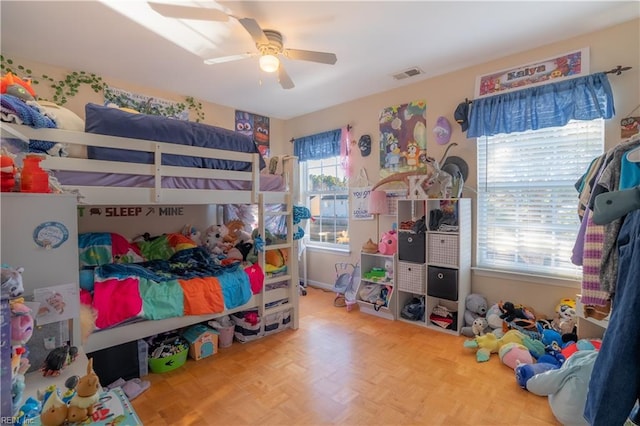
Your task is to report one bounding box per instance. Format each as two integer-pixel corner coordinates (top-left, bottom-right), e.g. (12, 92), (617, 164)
(584, 207), (640, 425)
(594, 136), (640, 296)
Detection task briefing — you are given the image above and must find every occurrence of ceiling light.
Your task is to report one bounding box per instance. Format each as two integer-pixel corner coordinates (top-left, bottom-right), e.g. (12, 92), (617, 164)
(259, 55), (279, 73)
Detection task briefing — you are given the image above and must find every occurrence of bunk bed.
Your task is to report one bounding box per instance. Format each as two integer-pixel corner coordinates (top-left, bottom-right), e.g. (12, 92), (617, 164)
(1, 104), (300, 354)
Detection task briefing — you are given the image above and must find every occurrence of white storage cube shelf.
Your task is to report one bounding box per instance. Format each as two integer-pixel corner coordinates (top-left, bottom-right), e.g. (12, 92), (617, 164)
(397, 261), (426, 294)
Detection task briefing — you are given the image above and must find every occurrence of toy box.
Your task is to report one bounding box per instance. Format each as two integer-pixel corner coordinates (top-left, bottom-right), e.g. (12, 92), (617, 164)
(182, 324), (219, 361)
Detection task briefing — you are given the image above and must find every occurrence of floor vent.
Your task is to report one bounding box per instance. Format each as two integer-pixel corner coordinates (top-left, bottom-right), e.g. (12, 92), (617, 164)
(392, 67), (424, 80)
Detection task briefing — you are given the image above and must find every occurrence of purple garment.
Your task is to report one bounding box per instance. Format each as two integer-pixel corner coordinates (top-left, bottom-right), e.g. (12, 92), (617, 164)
(571, 208), (589, 266)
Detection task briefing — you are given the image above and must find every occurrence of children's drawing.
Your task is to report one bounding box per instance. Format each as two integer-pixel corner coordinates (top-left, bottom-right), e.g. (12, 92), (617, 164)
(34, 283), (79, 326)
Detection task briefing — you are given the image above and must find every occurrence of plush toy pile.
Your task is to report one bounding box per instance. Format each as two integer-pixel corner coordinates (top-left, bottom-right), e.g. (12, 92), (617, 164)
(461, 294), (601, 425)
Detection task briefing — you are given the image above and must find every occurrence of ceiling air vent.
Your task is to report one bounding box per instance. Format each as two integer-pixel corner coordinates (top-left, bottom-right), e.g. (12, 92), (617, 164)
(392, 67), (424, 81)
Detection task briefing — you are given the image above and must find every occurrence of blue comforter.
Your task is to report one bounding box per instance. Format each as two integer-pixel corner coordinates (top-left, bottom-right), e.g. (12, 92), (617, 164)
(85, 103), (265, 171)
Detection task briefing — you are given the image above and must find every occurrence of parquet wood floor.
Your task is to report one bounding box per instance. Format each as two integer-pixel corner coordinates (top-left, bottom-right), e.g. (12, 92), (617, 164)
(131, 286), (561, 425)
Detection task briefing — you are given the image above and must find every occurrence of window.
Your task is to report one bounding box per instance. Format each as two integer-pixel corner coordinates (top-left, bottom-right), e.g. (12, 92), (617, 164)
(300, 156), (349, 248)
(476, 119), (604, 279)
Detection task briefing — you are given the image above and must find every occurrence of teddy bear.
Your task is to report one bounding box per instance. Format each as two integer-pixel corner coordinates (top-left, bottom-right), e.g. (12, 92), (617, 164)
(460, 293), (489, 337)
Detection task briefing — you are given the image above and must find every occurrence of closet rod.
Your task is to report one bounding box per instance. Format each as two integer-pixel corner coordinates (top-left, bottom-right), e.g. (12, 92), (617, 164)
(604, 65), (632, 75)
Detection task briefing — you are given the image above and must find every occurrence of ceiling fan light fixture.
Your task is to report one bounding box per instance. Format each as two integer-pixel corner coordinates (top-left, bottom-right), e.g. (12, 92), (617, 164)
(259, 54), (280, 73)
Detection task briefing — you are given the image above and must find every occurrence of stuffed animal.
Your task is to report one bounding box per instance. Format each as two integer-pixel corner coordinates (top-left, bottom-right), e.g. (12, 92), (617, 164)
(10, 301), (33, 346)
(66, 358), (100, 423)
(39, 388), (68, 426)
(1, 265), (24, 299)
(460, 293), (488, 337)
(471, 317), (489, 336)
(0, 153), (17, 193)
(526, 350), (599, 425)
(378, 230), (397, 255)
(515, 362), (560, 389)
(463, 329), (525, 362)
(499, 301), (536, 328)
(499, 342), (533, 369)
(0, 72), (36, 101)
(485, 303), (505, 338)
(203, 224), (229, 255)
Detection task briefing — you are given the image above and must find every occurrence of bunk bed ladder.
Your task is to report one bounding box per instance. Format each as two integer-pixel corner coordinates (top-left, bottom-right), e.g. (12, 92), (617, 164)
(257, 189), (299, 333)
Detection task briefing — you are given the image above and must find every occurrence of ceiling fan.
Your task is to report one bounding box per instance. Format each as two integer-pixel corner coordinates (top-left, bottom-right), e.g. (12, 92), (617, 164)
(148, 2), (338, 89)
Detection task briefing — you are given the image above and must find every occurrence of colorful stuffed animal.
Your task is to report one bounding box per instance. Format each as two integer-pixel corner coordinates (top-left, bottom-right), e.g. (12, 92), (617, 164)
(515, 362), (560, 389)
(203, 224), (229, 255)
(463, 329), (525, 362)
(460, 293), (489, 337)
(0, 72), (36, 101)
(0, 153), (17, 193)
(526, 350), (599, 425)
(1, 265), (24, 299)
(499, 342), (533, 369)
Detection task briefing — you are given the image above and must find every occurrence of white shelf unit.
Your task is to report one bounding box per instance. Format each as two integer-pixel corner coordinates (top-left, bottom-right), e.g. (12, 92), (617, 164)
(357, 252), (396, 320)
(395, 198), (471, 335)
(575, 295), (608, 339)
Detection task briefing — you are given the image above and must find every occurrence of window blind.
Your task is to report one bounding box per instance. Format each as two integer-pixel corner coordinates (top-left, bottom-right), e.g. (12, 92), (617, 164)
(476, 119), (604, 279)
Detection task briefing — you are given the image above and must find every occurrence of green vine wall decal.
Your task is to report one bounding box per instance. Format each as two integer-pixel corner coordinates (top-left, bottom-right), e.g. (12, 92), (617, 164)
(1, 55), (205, 122)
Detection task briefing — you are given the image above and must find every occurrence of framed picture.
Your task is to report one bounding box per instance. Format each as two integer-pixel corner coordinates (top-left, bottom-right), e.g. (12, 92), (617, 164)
(475, 48), (589, 98)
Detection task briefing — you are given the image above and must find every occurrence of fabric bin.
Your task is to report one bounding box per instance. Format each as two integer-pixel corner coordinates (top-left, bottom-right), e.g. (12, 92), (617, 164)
(397, 261), (426, 294)
(399, 231), (426, 263)
(427, 266), (458, 301)
(264, 309), (292, 336)
(231, 310), (265, 343)
(428, 234), (459, 267)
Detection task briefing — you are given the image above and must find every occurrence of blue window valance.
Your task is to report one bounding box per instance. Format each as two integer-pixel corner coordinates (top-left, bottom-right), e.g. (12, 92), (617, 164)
(468, 72), (615, 138)
(293, 128), (341, 161)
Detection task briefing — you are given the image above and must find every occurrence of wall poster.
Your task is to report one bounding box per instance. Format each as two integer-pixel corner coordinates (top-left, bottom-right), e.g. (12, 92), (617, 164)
(378, 100), (427, 179)
(475, 48), (589, 98)
(235, 110), (270, 158)
(104, 86), (189, 120)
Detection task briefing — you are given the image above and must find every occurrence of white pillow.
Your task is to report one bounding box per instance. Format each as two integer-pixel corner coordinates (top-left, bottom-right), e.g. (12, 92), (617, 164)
(37, 101), (87, 158)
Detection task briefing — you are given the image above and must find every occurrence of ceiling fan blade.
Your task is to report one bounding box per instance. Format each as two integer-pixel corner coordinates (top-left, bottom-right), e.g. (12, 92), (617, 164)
(148, 2), (229, 22)
(283, 49), (337, 65)
(237, 17), (269, 45)
(278, 65), (295, 90)
(204, 53), (255, 65)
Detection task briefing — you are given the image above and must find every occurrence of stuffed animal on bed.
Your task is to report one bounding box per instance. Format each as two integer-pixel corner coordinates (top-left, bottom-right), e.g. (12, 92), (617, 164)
(203, 224), (229, 255)
(1, 72), (36, 101)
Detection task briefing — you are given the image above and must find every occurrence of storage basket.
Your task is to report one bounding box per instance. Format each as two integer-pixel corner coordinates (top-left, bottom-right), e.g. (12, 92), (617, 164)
(428, 234), (459, 267)
(397, 261), (426, 294)
(148, 347), (188, 373)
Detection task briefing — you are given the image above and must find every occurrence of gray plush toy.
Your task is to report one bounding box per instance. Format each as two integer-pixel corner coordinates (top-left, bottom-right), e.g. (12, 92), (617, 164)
(460, 293), (490, 337)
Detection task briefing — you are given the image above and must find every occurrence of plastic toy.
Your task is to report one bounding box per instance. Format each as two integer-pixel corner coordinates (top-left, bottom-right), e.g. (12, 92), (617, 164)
(41, 345), (78, 377)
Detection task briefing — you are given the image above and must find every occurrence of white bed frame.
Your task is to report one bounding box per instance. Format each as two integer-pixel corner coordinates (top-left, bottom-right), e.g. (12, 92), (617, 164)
(1, 123), (300, 353)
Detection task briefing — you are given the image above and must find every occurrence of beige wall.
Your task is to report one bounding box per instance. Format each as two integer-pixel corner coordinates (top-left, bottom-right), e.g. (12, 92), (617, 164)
(7, 19), (639, 317)
(1, 56), (289, 151)
(287, 19), (640, 317)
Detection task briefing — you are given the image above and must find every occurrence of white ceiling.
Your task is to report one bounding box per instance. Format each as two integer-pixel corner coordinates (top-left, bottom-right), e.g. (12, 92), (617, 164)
(1, 1), (638, 120)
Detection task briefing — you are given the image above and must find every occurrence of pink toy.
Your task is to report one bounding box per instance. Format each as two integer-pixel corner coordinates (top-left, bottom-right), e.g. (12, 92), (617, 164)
(378, 230), (397, 255)
(10, 302), (34, 346)
(499, 342), (533, 370)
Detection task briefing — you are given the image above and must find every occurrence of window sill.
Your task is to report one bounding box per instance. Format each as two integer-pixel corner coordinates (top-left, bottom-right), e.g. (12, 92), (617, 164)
(472, 267), (580, 289)
(305, 243), (351, 255)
